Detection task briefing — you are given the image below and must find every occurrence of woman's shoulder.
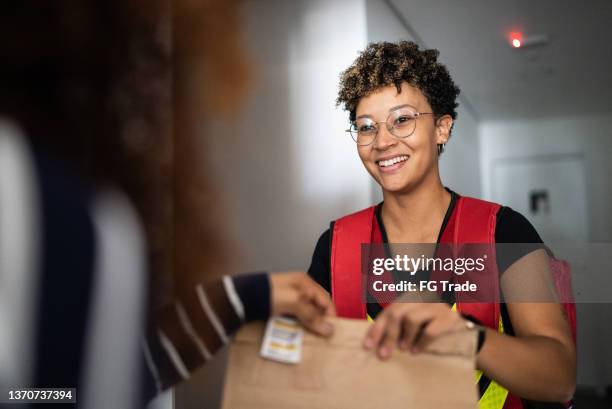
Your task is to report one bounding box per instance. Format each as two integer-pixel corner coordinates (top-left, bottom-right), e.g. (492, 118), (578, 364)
(449, 192), (545, 276)
(454, 192), (542, 244)
(495, 206), (543, 244)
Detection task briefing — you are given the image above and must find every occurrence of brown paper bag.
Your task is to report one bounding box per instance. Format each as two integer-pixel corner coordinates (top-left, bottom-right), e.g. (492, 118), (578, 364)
(222, 317), (478, 409)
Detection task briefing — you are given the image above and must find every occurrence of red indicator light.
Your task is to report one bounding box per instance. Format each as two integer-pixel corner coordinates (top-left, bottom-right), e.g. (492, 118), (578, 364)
(509, 31), (523, 48)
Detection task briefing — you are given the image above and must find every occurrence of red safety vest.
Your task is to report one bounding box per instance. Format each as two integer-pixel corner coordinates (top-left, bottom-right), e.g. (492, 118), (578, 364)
(330, 195), (576, 409)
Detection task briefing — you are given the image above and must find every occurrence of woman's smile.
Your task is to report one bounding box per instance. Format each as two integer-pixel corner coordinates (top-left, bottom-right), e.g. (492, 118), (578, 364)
(376, 154), (410, 173)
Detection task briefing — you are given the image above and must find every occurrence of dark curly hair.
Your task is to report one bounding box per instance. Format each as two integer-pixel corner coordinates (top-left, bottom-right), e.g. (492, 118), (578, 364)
(337, 41), (460, 129)
(0, 0), (245, 309)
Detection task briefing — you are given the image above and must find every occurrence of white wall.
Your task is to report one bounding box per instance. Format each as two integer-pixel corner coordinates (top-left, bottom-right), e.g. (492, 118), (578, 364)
(366, 0), (482, 202)
(179, 4), (371, 408)
(479, 114), (612, 389)
(206, 0), (371, 273)
(480, 114), (612, 242)
(366, 0), (412, 44)
(440, 107), (481, 197)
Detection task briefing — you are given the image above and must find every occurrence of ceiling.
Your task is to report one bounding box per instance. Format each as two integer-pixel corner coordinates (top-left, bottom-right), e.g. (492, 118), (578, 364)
(388, 0), (612, 121)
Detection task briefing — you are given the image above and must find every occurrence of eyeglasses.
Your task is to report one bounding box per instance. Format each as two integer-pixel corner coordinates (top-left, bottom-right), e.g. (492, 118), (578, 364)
(346, 107), (434, 146)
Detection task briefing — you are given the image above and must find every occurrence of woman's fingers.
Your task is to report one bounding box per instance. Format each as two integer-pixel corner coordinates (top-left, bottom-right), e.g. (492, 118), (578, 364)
(411, 314), (452, 353)
(399, 305), (437, 350)
(366, 306), (411, 358)
(379, 311), (402, 359)
(365, 303), (467, 358)
(269, 271), (335, 337)
(399, 315), (414, 350)
(301, 276), (336, 316)
(292, 296), (334, 336)
(412, 311), (466, 352)
(364, 314), (388, 350)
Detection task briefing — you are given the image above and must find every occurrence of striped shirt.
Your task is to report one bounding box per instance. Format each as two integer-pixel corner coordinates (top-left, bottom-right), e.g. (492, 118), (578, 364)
(141, 273), (270, 398)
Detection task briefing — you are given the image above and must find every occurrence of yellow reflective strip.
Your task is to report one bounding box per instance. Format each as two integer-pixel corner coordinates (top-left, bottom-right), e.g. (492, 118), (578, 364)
(475, 369), (483, 383)
(366, 314), (373, 322)
(478, 379), (509, 409)
(477, 314), (508, 408)
(451, 303), (457, 311)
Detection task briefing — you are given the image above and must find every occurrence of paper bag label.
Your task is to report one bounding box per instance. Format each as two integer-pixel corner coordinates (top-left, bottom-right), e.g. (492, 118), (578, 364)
(259, 317), (303, 364)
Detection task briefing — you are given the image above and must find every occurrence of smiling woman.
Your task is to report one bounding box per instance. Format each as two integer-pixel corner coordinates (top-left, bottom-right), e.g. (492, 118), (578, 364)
(353, 82), (452, 194)
(307, 41), (576, 408)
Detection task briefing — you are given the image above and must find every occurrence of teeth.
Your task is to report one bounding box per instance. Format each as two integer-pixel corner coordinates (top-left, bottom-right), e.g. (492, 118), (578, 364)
(378, 155), (408, 167)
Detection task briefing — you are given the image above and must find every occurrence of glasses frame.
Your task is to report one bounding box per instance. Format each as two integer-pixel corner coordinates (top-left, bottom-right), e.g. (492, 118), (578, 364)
(346, 110), (435, 146)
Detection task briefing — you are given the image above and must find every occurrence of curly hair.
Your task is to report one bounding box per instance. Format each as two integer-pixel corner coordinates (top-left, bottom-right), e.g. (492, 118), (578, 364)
(0, 0), (246, 309)
(337, 41), (460, 127)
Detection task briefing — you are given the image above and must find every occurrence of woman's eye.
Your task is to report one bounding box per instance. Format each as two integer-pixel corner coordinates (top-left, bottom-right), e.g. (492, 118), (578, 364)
(394, 115), (414, 126)
(359, 124), (376, 133)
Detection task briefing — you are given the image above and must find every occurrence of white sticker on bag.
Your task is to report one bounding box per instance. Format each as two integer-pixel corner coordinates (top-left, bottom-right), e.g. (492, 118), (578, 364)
(260, 317), (303, 364)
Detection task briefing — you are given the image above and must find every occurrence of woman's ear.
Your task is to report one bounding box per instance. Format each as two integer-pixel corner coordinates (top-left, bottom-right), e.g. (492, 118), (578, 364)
(435, 115), (453, 145)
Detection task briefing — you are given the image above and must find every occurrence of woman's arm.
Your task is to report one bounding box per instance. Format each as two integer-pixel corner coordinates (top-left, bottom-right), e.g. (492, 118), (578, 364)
(476, 249), (576, 401)
(476, 303), (575, 401)
(143, 272), (335, 397)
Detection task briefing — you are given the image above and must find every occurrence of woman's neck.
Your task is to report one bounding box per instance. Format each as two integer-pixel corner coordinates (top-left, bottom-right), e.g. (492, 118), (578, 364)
(380, 179), (451, 242)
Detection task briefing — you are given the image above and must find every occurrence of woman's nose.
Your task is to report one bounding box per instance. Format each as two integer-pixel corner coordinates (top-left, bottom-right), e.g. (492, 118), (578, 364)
(373, 124), (397, 150)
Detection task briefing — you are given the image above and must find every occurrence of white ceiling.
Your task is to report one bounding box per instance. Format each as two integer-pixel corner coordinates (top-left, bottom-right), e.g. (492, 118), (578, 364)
(388, 0), (612, 121)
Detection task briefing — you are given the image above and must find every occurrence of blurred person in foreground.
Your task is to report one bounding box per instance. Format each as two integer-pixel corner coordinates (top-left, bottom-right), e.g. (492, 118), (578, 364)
(0, 1), (334, 408)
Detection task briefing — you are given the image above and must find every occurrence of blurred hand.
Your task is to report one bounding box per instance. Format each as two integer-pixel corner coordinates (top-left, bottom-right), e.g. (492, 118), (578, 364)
(269, 272), (335, 337)
(364, 303), (469, 359)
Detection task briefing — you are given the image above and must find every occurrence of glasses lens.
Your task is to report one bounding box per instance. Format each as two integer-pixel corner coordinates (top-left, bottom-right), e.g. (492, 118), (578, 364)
(388, 108), (417, 138)
(353, 118), (377, 145)
(349, 123), (359, 141)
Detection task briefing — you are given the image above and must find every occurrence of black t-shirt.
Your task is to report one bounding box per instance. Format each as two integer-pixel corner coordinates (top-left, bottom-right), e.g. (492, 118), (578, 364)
(307, 190), (544, 331)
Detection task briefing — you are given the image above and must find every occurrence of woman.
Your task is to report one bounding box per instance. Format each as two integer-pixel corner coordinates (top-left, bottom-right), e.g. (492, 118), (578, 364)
(308, 41), (575, 408)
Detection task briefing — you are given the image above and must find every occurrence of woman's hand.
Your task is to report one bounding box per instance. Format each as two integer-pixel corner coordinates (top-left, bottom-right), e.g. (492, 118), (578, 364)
(364, 302), (469, 359)
(269, 272), (335, 337)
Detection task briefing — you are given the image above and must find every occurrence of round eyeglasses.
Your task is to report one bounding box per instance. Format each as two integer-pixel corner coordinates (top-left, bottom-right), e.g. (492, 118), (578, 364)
(346, 107), (434, 146)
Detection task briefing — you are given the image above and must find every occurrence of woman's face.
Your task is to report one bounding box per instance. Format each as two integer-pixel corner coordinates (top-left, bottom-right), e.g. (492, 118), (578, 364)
(355, 82), (452, 194)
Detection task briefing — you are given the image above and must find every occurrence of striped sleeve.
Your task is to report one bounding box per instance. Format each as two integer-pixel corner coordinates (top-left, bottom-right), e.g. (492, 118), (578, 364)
(141, 272), (270, 397)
